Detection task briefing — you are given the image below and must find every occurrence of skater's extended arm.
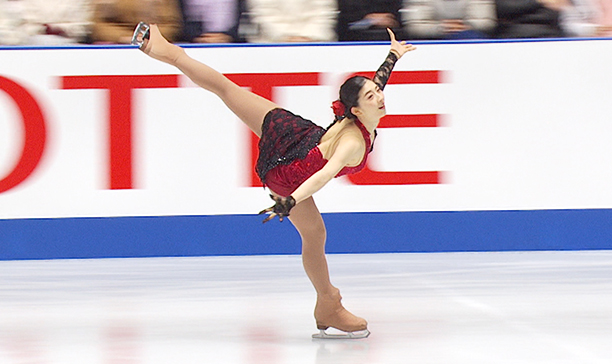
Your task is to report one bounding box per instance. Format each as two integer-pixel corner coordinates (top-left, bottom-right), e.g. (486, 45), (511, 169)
(290, 31), (415, 205)
(374, 29), (416, 89)
(290, 135), (364, 205)
(259, 135), (363, 222)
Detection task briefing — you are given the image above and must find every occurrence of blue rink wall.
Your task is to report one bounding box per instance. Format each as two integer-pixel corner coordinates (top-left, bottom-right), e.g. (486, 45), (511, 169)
(2, 209), (612, 260)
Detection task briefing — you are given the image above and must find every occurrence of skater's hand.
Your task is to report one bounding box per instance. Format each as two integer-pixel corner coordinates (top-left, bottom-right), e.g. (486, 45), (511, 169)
(259, 195), (296, 223)
(387, 29), (416, 59)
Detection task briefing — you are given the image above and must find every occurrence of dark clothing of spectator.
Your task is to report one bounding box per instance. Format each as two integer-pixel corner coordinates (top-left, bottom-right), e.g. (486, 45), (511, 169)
(337, 0), (404, 41)
(494, 0), (565, 38)
(178, 0), (243, 43)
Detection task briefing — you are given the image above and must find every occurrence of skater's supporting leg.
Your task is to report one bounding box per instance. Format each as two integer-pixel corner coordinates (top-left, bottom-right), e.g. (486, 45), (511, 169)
(140, 24), (278, 137)
(289, 197), (368, 335)
(288, 197), (335, 296)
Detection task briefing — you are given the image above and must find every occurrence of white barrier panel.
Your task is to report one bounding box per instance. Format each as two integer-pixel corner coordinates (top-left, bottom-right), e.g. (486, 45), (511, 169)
(1, 40), (612, 220)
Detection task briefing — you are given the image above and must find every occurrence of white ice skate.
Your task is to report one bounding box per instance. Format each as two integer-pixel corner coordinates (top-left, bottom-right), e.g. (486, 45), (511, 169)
(312, 327), (371, 340)
(131, 22), (150, 49)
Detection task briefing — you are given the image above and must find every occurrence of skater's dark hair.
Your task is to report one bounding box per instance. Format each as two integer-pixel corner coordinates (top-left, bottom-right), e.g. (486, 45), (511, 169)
(339, 76), (369, 120)
(328, 76), (369, 129)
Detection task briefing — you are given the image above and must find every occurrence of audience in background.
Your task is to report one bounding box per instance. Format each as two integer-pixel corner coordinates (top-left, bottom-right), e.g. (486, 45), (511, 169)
(91, 0), (182, 44)
(560, 0), (612, 37)
(245, 0), (336, 43)
(179, 0), (241, 43)
(336, 0), (404, 41)
(559, 0), (597, 37)
(595, 0), (612, 36)
(2, 0), (612, 46)
(403, 0), (496, 40)
(494, 0), (565, 38)
(0, 0), (92, 45)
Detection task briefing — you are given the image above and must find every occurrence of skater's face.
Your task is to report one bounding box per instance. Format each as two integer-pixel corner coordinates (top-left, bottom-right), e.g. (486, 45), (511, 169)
(339, 76), (367, 120)
(351, 80), (386, 121)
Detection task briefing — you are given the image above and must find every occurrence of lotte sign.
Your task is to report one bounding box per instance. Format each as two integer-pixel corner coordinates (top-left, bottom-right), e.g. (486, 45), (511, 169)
(1, 71), (444, 194)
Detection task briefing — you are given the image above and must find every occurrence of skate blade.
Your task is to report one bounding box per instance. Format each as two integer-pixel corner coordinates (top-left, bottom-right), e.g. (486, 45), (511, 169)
(131, 22), (150, 49)
(312, 329), (370, 340)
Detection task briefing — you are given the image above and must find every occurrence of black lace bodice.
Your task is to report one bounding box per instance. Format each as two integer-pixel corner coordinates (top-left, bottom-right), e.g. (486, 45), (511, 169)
(256, 109), (326, 184)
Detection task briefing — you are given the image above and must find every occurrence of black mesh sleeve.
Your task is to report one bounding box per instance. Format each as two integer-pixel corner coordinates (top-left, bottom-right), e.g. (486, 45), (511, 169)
(373, 51), (399, 90)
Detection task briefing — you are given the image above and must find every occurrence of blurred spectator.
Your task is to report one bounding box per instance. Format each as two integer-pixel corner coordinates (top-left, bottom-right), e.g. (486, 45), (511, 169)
(403, 0), (496, 40)
(91, 0), (182, 44)
(179, 0), (241, 43)
(596, 0), (612, 36)
(337, 0), (404, 41)
(245, 0), (336, 43)
(560, 0), (612, 37)
(0, 0), (92, 45)
(494, 0), (565, 38)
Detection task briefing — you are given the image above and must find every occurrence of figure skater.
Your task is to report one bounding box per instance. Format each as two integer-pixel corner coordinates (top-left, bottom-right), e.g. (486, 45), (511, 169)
(132, 22), (415, 339)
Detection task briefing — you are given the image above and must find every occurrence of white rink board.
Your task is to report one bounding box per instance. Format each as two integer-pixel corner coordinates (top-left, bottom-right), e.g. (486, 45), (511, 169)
(1, 40), (612, 219)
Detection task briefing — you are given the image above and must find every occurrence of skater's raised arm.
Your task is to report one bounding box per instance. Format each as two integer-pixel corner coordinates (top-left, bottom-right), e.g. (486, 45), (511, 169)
(373, 29), (417, 89)
(259, 30), (416, 224)
(388, 28), (416, 59)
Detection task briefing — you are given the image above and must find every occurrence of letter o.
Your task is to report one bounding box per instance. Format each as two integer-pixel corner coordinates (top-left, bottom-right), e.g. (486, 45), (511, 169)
(0, 76), (47, 193)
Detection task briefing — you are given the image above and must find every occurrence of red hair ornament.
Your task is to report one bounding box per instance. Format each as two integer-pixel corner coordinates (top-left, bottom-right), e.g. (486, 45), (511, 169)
(331, 100), (346, 120)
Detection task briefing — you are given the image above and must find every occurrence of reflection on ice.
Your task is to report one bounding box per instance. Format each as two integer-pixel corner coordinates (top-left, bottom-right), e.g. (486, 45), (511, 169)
(0, 251), (611, 363)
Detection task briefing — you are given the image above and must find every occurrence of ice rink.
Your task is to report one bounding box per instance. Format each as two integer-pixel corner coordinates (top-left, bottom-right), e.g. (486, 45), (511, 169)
(1, 250), (611, 364)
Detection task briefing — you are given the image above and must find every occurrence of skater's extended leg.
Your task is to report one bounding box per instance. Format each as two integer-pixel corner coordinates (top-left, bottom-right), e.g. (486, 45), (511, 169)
(140, 24), (277, 137)
(289, 197), (368, 336)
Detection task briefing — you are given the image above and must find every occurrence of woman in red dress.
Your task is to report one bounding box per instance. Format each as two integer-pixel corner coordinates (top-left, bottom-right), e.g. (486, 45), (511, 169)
(133, 23), (415, 338)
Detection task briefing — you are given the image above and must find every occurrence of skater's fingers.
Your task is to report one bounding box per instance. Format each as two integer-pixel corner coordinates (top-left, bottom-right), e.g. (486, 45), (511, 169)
(387, 28), (397, 42)
(261, 213), (277, 223)
(258, 206), (274, 215)
(269, 194), (285, 204)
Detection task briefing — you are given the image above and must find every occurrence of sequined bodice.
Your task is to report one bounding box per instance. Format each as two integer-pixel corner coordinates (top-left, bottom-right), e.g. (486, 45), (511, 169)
(293, 118), (373, 179)
(257, 50), (395, 197)
(263, 118), (373, 196)
(335, 119), (372, 177)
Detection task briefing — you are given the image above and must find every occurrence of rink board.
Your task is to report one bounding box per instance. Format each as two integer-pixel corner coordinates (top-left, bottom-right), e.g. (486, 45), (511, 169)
(1, 208), (612, 260)
(2, 39), (612, 259)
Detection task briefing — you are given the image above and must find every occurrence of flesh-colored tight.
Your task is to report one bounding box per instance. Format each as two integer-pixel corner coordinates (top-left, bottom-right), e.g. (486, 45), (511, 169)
(143, 26), (338, 298)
